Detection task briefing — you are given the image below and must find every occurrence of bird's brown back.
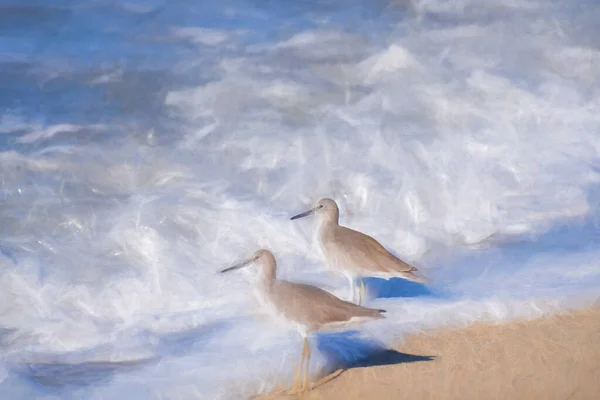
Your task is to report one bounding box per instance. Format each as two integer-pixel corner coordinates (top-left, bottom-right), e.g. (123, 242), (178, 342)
(331, 225), (417, 273)
(268, 280), (385, 331)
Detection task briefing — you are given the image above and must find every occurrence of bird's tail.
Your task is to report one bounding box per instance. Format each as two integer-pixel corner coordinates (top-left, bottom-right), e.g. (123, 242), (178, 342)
(364, 307), (386, 320)
(397, 270), (427, 284)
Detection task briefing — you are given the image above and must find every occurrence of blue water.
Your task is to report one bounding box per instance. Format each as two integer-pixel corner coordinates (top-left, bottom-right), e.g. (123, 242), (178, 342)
(1, 0), (600, 399)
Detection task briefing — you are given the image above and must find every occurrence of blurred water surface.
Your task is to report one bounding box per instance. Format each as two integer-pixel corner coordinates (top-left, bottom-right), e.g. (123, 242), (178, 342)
(1, 0), (599, 398)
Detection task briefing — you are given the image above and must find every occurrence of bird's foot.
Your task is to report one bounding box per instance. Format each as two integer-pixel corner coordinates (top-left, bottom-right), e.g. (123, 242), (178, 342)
(287, 381), (307, 395)
(311, 368), (344, 389)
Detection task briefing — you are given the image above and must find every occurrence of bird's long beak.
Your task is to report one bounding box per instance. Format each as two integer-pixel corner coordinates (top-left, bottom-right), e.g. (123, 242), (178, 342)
(220, 258), (252, 273)
(290, 207), (316, 220)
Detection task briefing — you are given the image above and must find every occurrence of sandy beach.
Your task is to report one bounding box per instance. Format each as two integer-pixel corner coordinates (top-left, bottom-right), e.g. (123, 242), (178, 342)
(258, 306), (600, 400)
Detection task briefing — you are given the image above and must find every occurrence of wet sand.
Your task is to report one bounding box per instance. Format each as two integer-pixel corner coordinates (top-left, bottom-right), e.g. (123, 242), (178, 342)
(257, 306), (600, 400)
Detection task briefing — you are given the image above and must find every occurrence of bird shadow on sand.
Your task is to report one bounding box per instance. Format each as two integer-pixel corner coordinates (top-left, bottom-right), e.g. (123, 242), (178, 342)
(314, 331), (435, 381)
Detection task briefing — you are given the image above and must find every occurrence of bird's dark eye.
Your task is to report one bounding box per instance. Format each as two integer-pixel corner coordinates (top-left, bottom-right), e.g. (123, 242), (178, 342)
(318, 204), (324, 209)
(254, 256), (259, 260)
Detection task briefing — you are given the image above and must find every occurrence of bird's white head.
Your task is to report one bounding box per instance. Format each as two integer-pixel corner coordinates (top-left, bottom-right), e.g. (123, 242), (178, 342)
(220, 249), (277, 282)
(290, 198), (339, 224)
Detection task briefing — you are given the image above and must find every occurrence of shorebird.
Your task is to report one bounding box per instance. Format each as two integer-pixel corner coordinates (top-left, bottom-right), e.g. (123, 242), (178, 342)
(220, 249), (385, 393)
(290, 198), (426, 306)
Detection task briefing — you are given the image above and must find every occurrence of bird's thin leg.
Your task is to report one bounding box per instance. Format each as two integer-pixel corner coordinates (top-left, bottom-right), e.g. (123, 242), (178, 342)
(347, 275), (357, 304)
(359, 279), (366, 306)
(289, 339), (307, 393)
(303, 337), (312, 390)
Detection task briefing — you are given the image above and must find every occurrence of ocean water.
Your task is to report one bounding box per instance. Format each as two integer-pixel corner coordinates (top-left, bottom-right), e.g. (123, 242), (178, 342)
(1, 0), (600, 398)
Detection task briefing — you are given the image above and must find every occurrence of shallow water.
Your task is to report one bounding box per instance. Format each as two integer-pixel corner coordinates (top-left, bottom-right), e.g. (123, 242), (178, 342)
(1, 0), (600, 398)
